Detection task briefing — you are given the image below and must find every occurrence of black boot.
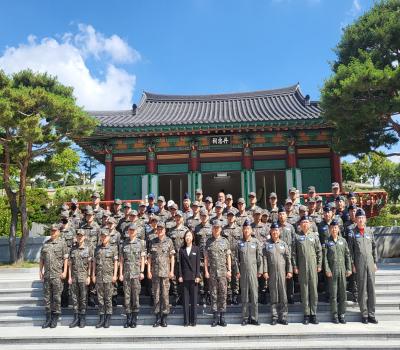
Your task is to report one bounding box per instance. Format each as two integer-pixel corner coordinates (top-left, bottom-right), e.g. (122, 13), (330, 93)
(130, 313), (138, 328)
(219, 312), (227, 327)
(339, 315), (346, 324)
(95, 315), (105, 328)
(153, 313), (161, 327)
(332, 314), (339, 324)
(310, 315), (319, 325)
(112, 295), (118, 307)
(42, 312), (52, 329)
(124, 313), (131, 328)
(303, 315), (310, 325)
(368, 316), (378, 324)
(50, 313), (59, 328)
(79, 314), (86, 328)
(211, 312), (219, 327)
(69, 313), (80, 328)
(103, 314), (111, 328)
(161, 314), (168, 327)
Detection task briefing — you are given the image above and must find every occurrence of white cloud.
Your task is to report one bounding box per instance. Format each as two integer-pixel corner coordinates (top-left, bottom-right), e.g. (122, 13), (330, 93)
(0, 24), (138, 110)
(341, 0), (363, 29)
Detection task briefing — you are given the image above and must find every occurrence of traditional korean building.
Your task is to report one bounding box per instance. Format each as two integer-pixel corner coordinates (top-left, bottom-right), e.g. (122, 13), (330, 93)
(78, 84), (342, 207)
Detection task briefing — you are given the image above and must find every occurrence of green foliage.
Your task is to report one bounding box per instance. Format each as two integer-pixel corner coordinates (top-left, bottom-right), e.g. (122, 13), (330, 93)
(321, 0), (400, 156)
(0, 197), (15, 237)
(380, 162), (400, 203)
(368, 206), (400, 227)
(341, 161), (361, 182)
(389, 205), (400, 215)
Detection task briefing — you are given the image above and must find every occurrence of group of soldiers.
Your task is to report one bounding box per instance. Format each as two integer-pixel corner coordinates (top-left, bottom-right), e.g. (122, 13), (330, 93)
(39, 182), (378, 328)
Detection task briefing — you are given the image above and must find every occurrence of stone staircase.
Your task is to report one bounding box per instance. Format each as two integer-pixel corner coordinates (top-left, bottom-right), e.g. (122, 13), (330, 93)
(0, 264), (399, 349)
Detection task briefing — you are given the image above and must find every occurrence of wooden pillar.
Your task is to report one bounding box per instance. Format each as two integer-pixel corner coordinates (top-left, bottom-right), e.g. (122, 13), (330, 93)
(104, 152), (113, 201)
(189, 141), (199, 172)
(331, 151), (342, 187)
(147, 145), (156, 174)
(242, 139), (253, 170)
(287, 136), (297, 168)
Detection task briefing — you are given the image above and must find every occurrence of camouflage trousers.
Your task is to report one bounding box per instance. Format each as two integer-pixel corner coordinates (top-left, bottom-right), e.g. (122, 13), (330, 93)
(71, 281), (88, 314)
(152, 276), (170, 315)
(96, 282), (114, 315)
(43, 277), (63, 314)
(123, 277), (141, 313)
(227, 273), (240, 299)
(209, 275), (227, 312)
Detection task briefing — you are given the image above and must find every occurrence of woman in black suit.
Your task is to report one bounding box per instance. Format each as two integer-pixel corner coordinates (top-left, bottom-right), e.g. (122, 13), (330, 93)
(178, 230), (200, 326)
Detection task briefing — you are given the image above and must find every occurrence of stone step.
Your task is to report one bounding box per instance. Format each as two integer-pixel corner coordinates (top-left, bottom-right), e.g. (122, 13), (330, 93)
(1, 309), (400, 327)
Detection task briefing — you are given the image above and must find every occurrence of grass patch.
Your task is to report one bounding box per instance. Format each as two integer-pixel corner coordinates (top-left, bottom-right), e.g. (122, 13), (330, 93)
(0, 261), (39, 269)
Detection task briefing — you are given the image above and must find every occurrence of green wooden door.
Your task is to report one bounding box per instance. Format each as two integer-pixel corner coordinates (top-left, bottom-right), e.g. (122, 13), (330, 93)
(299, 158), (332, 193)
(114, 165), (145, 200)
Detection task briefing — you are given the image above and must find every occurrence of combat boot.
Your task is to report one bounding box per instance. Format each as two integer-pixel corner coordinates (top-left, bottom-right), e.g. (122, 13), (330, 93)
(79, 314), (86, 328)
(103, 314), (111, 328)
(219, 312), (227, 327)
(153, 313), (161, 327)
(130, 313), (138, 328)
(50, 313), (59, 328)
(303, 315), (310, 325)
(69, 313), (80, 328)
(124, 313), (131, 328)
(42, 312), (52, 329)
(161, 314), (168, 327)
(211, 312), (219, 327)
(232, 294), (239, 305)
(310, 315), (319, 325)
(95, 315), (105, 328)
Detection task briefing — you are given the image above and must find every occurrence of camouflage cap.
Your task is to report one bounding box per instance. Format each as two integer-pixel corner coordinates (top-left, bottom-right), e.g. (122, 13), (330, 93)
(100, 228), (110, 236)
(316, 196), (323, 202)
(212, 221), (222, 228)
(226, 209), (235, 216)
(50, 223), (61, 231)
(308, 186), (316, 193)
(157, 195), (166, 202)
(331, 182), (340, 189)
(289, 187), (297, 193)
(192, 201), (200, 207)
(285, 198), (293, 205)
(138, 201), (146, 207)
(149, 214), (159, 221)
(71, 198), (78, 205)
(114, 198), (122, 205)
(226, 194), (233, 200)
(60, 211), (69, 219)
(237, 198), (246, 204)
(128, 209), (138, 216)
(124, 202), (132, 208)
(85, 207), (94, 215)
(307, 197), (316, 204)
(107, 217), (116, 224)
(269, 192), (277, 199)
(175, 210), (184, 217)
(355, 208), (366, 217)
(91, 192), (100, 198)
(200, 209), (209, 216)
(157, 221), (166, 228)
(75, 228), (85, 236)
(205, 196), (213, 203)
(102, 210), (112, 218)
(128, 223), (137, 231)
(215, 201), (223, 208)
(253, 207), (263, 215)
(248, 192), (256, 197)
(299, 205), (307, 212)
(195, 188), (203, 194)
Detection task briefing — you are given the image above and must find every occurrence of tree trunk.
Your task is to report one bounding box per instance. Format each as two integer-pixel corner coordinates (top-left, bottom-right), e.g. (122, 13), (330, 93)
(17, 148), (32, 263)
(1, 143), (19, 263)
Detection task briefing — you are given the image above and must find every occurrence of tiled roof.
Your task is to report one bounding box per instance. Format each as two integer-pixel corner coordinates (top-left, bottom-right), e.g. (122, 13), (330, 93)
(89, 84), (322, 128)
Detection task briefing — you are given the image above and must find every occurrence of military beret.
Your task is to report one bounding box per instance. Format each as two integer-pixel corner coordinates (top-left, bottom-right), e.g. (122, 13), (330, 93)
(157, 221), (166, 228)
(243, 219), (251, 227)
(215, 201), (223, 208)
(183, 192), (190, 200)
(128, 223), (137, 231)
(237, 198), (246, 204)
(175, 210), (184, 217)
(248, 192), (256, 197)
(205, 196), (213, 203)
(347, 192), (356, 199)
(75, 229), (85, 236)
(226, 194), (233, 200)
(330, 219), (339, 226)
(128, 209), (138, 216)
(355, 208), (366, 217)
(300, 215), (310, 222)
(278, 206), (285, 213)
(269, 192), (277, 199)
(91, 192), (100, 198)
(323, 205), (333, 212)
(148, 193), (155, 200)
(100, 228), (110, 236)
(348, 204), (357, 210)
(335, 195), (345, 202)
(157, 196), (166, 203)
(195, 188), (203, 194)
(270, 221), (279, 229)
(114, 198), (122, 205)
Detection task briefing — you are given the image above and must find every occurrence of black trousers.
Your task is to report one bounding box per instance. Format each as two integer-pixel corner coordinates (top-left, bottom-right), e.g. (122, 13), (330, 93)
(183, 280), (198, 324)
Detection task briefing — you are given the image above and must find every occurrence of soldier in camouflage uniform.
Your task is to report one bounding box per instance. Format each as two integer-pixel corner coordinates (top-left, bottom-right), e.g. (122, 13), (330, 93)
(210, 201), (227, 227)
(204, 196), (215, 219)
(68, 229), (93, 328)
(166, 203), (178, 233)
(147, 221), (175, 327)
(106, 217), (121, 306)
(69, 198), (82, 230)
(101, 210), (112, 229)
(292, 216), (322, 325)
(246, 192), (262, 217)
(235, 198), (249, 227)
(263, 222), (293, 325)
(284, 198), (299, 226)
(344, 204), (358, 302)
(204, 222), (232, 327)
(120, 223), (146, 328)
(93, 229), (119, 328)
(261, 210), (270, 225)
(308, 198), (322, 225)
(194, 209), (212, 305)
(186, 201), (201, 232)
(91, 192), (104, 226)
(137, 201), (149, 228)
(268, 192), (279, 223)
(168, 210), (189, 305)
(39, 224), (69, 328)
(236, 220), (263, 325)
(195, 188), (206, 208)
(324, 220), (352, 324)
(116, 202), (132, 234)
(223, 194), (238, 217)
(348, 209), (378, 324)
(60, 210), (75, 307)
(156, 196), (171, 223)
(182, 194), (193, 223)
(222, 210), (242, 305)
(111, 199), (124, 223)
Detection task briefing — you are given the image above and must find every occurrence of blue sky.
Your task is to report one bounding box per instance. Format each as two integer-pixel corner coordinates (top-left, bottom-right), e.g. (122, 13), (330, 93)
(1, 0), (398, 177)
